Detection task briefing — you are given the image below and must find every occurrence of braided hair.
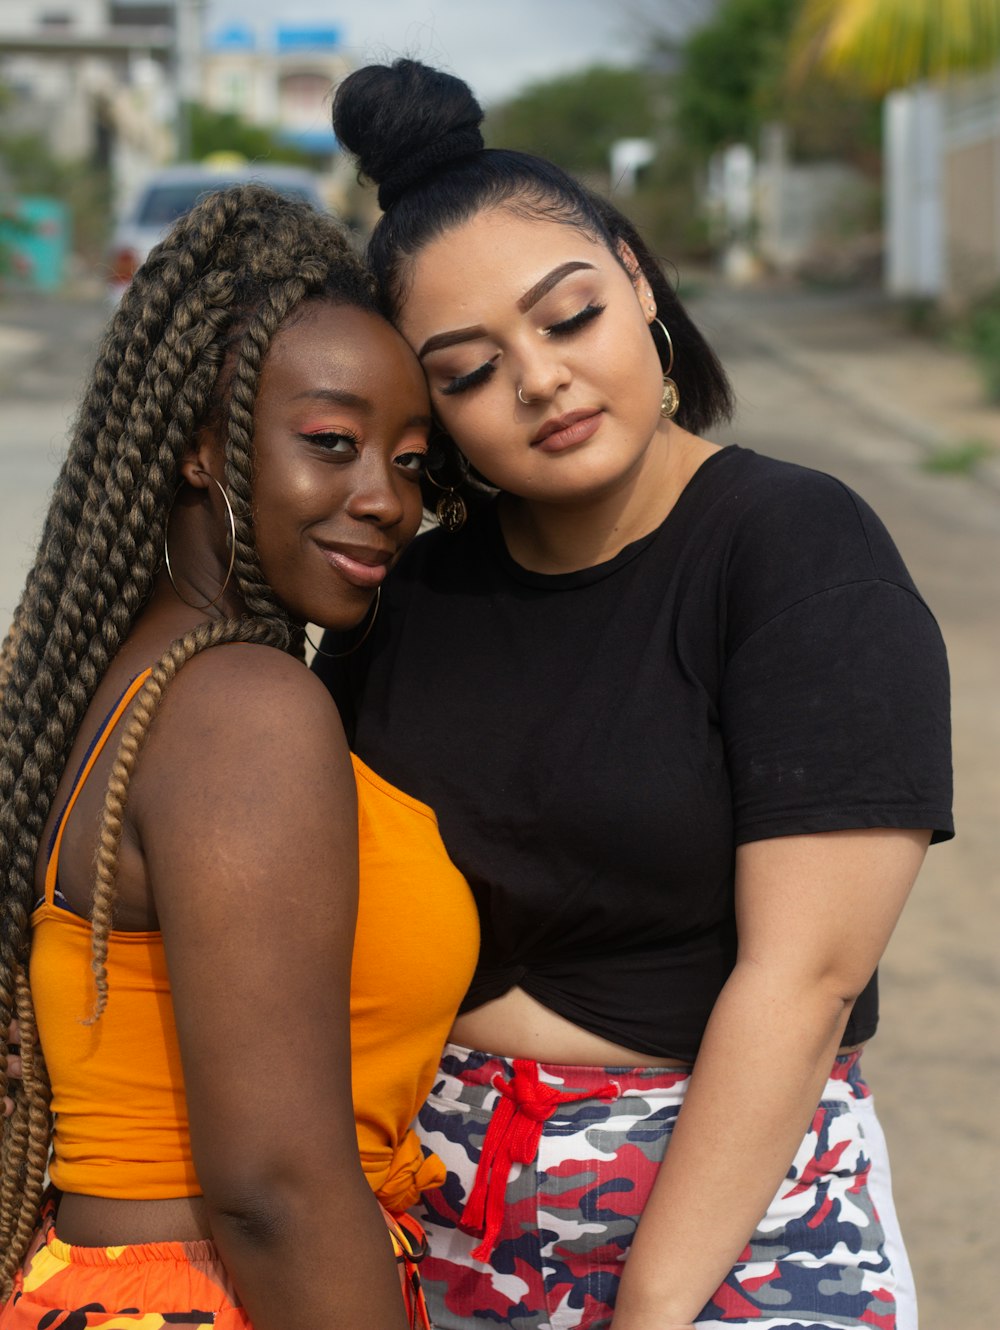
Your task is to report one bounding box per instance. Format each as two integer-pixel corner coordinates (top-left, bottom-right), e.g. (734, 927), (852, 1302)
(0, 184), (377, 1292)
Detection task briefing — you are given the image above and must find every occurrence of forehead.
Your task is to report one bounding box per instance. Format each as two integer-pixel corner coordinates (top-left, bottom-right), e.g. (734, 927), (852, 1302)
(261, 301), (427, 403)
(400, 209), (615, 326)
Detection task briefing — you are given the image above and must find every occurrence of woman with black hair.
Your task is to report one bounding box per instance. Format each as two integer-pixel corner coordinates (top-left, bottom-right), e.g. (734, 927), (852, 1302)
(318, 60), (953, 1330)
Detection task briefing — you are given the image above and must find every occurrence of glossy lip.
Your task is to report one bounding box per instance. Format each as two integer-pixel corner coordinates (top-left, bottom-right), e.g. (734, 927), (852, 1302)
(530, 408), (603, 453)
(314, 540), (395, 589)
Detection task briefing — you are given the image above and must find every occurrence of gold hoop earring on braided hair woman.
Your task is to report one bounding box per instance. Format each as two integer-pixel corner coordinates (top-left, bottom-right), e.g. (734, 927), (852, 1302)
(163, 474), (237, 610)
(305, 587), (381, 658)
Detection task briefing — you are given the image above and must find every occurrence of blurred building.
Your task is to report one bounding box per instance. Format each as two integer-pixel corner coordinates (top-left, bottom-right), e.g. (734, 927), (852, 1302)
(2, 2), (348, 205)
(202, 20), (346, 159)
(887, 67), (1000, 305)
(0, 0), (176, 182)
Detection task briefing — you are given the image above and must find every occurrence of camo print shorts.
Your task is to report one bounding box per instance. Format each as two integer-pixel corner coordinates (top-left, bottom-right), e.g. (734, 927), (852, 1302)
(0, 1198), (431, 1330)
(414, 1045), (915, 1330)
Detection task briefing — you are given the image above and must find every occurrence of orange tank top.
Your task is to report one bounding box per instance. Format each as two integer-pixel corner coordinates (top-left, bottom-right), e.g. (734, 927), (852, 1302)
(31, 669), (479, 1212)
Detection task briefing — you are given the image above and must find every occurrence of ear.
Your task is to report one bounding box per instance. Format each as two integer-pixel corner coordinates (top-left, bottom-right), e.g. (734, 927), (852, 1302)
(178, 424), (224, 491)
(615, 239), (656, 324)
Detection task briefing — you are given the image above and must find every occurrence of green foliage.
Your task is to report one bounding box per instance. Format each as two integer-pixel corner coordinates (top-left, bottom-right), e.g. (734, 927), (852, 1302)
(625, 140), (715, 262)
(794, 0), (1000, 96)
(187, 104), (318, 167)
(0, 131), (111, 264)
(485, 65), (658, 175)
(961, 287), (1000, 403)
(671, 0), (882, 165)
(921, 438), (995, 474)
(672, 0), (800, 154)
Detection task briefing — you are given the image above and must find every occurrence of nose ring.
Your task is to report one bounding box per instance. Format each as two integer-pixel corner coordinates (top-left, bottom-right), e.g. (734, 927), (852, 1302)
(517, 385), (531, 405)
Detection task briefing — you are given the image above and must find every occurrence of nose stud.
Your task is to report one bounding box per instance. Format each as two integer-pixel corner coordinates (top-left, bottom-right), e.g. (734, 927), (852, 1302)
(517, 385), (532, 405)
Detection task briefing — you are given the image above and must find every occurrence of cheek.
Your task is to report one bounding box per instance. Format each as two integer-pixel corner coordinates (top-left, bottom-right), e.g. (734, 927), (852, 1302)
(434, 393), (514, 468)
(252, 459), (328, 551)
(400, 482), (426, 540)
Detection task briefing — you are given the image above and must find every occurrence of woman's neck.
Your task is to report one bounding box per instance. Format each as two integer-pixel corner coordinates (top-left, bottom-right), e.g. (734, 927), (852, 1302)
(498, 427), (721, 576)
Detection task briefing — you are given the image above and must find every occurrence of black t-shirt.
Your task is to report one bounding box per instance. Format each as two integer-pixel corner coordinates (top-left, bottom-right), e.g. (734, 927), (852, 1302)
(315, 446), (953, 1060)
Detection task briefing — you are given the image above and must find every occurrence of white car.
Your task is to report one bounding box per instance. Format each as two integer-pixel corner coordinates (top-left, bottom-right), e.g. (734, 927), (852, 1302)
(106, 163), (329, 301)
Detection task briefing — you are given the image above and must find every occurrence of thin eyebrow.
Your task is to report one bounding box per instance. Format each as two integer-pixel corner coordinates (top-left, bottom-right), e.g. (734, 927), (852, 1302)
(417, 260), (597, 360)
(292, 388), (432, 430)
(291, 388), (371, 410)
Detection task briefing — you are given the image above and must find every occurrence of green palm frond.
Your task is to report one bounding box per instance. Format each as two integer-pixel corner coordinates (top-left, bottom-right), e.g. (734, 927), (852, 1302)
(792, 0), (1000, 94)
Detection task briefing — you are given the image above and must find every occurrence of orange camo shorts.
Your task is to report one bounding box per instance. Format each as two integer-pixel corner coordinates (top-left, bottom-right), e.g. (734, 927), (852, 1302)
(0, 1199), (431, 1329)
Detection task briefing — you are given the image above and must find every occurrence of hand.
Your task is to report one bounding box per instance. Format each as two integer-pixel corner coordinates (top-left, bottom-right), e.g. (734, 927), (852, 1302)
(3, 1019), (21, 1118)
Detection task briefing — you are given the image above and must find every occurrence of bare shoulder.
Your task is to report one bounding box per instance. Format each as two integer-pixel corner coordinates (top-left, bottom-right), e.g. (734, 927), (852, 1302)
(134, 642), (351, 820)
(160, 641), (341, 734)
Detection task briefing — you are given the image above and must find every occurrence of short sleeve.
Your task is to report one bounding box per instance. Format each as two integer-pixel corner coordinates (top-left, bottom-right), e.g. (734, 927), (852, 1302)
(722, 579), (953, 844)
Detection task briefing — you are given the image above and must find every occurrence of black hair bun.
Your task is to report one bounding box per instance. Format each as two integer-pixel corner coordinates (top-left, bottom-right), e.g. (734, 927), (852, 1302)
(333, 59), (485, 209)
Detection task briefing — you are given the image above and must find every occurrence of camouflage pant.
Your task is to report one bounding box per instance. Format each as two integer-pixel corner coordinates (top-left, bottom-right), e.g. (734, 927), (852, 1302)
(0, 1200), (250, 1329)
(414, 1045), (913, 1329)
(0, 1199), (431, 1330)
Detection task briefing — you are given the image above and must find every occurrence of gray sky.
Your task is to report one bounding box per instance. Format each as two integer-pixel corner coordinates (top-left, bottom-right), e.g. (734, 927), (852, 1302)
(205, 0), (667, 103)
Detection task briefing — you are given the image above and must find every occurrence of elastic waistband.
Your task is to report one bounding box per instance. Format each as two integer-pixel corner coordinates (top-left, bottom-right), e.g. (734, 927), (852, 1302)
(47, 1226), (220, 1268)
(435, 1041), (869, 1107)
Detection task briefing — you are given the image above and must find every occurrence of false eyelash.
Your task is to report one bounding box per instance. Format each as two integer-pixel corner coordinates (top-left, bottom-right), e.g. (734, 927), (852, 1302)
(547, 302), (606, 337)
(440, 360), (497, 397)
(302, 429), (361, 450)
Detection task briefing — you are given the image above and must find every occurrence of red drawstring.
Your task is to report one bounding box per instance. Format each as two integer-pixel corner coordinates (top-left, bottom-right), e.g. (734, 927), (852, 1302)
(460, 1059), (618, 1262)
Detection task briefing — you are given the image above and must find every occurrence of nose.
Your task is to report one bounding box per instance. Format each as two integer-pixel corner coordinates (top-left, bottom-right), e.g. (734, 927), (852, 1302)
(515, 341), (571, 405)
(345, 451), (407, 528)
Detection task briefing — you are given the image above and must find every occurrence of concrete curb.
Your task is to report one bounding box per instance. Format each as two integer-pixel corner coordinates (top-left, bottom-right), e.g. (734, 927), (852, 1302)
(699, 288), (1000, 496)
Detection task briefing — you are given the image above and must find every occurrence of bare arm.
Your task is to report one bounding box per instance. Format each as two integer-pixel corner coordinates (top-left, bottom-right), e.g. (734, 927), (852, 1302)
(610, 827), (929, 1330)
(137, 645), (407, 1330)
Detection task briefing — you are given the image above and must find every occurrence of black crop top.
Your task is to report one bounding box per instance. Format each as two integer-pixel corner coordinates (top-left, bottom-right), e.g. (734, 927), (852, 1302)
(315, 447), (953, 1060)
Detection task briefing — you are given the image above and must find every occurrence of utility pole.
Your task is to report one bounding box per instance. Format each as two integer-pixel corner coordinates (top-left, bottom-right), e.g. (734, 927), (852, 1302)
(174, 0), (205, 160)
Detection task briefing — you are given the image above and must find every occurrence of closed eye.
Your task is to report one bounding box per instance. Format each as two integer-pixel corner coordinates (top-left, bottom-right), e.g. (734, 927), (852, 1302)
(439, 359), (497, 398)
(546, 302), (605, 337)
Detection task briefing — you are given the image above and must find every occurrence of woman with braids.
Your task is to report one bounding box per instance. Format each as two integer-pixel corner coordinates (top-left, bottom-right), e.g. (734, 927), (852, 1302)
(0, 183), (477, 1330)
(317, 61), (953, 1330)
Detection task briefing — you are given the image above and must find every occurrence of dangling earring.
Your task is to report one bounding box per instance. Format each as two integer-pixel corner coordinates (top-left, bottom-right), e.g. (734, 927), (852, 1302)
(305, 587), (381, 659)
(164, 473), (237, 610)
(651, 317), (680, 419)
(423, 466), (468, 534)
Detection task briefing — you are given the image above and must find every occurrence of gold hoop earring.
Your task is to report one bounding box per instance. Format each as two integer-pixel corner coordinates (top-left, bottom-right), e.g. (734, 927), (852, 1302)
(164, 474), (237, 610)
(423, 467), (468, 533)
(651, 317), (680, 419)
(305, 587), (381, 659)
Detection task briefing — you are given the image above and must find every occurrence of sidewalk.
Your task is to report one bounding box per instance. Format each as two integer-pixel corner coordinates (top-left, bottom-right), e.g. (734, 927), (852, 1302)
(691, 279), (1000, 491)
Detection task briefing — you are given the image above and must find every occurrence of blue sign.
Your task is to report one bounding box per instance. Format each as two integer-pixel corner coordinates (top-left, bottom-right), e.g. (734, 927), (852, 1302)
(277, 127), (339, 155)
(209, 23), (256, 52)
(275, 26), (341, 53)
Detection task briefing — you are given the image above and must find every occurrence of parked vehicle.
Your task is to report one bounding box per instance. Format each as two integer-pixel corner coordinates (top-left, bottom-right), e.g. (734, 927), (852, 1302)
(106, 163), (328, 301)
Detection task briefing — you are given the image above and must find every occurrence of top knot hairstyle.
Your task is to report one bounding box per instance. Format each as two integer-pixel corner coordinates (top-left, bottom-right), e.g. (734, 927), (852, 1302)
(0, 184), (376, 1293)
(332, 58), (734, 437)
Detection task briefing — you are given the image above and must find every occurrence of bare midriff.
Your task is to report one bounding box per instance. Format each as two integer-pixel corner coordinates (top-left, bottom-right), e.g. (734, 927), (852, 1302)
(451, 986), (865, 1067)
(54, 1193), (212, 1247)
(450, 987), (690, 1068)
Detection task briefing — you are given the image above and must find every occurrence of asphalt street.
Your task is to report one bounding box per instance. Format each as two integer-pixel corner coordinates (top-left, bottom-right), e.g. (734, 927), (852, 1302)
(1, 283), (997, 1328)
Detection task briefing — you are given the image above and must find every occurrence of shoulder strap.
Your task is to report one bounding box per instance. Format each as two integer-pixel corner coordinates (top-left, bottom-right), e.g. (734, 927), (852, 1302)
(43, 669), (153, 906)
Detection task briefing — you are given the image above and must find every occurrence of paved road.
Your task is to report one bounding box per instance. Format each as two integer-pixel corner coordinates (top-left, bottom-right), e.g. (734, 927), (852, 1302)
(1, 285), (997, 1327)
(699, 284), (1000, 1330)
(0, 291), (109, 626)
